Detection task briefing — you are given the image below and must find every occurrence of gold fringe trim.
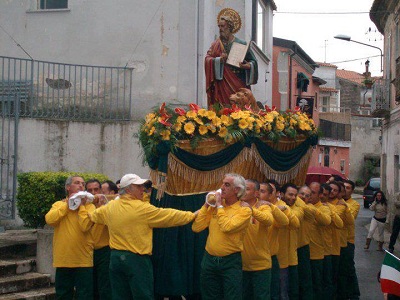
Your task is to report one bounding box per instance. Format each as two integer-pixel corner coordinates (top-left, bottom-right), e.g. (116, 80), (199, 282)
(150, 144), (312, 196)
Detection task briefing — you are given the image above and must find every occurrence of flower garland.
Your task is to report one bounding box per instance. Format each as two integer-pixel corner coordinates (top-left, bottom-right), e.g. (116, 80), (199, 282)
(137, 102), (317, 164)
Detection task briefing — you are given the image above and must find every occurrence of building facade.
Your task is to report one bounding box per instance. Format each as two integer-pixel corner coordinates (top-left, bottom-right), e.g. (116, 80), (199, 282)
(0, 0), (277, 225)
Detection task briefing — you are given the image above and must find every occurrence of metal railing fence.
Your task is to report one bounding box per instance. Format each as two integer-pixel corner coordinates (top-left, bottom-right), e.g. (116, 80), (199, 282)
(0, 56), (133, 121)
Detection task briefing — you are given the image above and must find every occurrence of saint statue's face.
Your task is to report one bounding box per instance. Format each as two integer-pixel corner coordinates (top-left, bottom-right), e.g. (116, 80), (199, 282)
(218, 19), (231, 42)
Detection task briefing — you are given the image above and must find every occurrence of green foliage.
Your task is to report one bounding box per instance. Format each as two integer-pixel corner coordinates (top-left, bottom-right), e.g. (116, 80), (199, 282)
(355, 179), (364, 187)
(364, 158), (380, 180)
(16, 171), (108, 228)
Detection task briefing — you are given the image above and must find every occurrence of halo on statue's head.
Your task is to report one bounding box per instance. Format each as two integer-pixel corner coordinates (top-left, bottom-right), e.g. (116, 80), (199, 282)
(217, 8), (242, 34)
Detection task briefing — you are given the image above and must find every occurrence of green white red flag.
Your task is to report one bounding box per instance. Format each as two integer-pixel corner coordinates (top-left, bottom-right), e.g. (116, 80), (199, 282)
(380, 251), (400, 296)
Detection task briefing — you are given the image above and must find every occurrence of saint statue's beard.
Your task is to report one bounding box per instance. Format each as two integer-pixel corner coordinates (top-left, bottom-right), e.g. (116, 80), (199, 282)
(220, 31), (230, 42)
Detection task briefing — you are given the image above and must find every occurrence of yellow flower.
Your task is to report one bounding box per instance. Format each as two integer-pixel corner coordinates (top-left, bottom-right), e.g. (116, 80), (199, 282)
(199, 125), (208, 135)
(290, 118), (297, 126)
(176, 116), (187, 123)
(173, 123), (182, 132)
(184, 122), (195, 134)
(206, 110), (217, 119)
(218, 126), (228, 138)
(145, 113), (156, 123)
(299, 121), (311, 131)
(186, 110), (197, 119)
(265, 113), (274, 123)
(148, 126), (155, 136)
(238, 119), (248, 130)
(221, 115), (233, 126)
(198, 109), (207, 117)
(212, 117), (222, 127)
(207, 124), (217, 133)
(160, 130), (171, 140)
(194, 117), (204, 125)
(276, 121), (285, 131)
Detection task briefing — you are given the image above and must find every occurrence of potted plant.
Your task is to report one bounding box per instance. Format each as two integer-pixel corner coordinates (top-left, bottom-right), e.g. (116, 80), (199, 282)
(362, 78), (374, 89)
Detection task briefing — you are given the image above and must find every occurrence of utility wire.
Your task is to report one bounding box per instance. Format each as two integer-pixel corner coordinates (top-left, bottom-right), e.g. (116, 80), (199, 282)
(0, 23), (34, 60)
(275, 10), (393, 15)
(330, 54), (381, 64)
(125, 0), (165, 68)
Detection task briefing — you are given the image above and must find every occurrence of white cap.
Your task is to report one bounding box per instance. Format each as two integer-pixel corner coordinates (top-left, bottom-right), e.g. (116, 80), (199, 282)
(119, 174), (149, 188)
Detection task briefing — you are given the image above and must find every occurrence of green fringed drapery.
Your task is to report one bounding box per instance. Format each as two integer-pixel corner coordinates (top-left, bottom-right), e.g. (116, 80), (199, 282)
(151, 190), (208, 297)
(149, 135), (318, 296)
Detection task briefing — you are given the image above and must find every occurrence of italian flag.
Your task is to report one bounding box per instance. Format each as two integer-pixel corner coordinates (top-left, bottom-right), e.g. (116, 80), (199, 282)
(381, 251), (400, 296)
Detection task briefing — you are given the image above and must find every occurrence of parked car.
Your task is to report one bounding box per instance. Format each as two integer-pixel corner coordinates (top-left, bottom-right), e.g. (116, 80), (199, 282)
(363, 177), (381, 208)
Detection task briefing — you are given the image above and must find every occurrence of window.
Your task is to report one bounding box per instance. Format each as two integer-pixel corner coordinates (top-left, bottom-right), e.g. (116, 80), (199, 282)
(340, 159), (345, 174)
(372, 118), (382, 128)
(324, 147), (330, 167)
(256, 2), (264, 50)
(40, 0), (68, 9)
(322, 96), (330, 112)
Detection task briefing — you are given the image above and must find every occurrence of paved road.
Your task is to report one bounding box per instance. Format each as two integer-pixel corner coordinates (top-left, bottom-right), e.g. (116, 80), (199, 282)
(354, 194), (387, 300)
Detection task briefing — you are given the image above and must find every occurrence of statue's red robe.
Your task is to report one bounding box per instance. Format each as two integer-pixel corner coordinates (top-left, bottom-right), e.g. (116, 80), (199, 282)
(205, 38), (257, 108)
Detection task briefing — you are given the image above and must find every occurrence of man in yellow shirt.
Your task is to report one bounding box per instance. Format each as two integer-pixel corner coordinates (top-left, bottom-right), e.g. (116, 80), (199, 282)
(320, 183), (344, 299)
(328, 181), (352, 298)
(89, 174), (197, 299)
(261, 181), (290, 300)
(296, 185), (316, 300)
(192, 173), (252, 300)
(85, 179), (111, 300)
(45, 175), (94, 299)
(337, 179), (360, 300)
(241, 179), (274, 299)
(308, 182), (332, 299)
(278, 183), (302, 300)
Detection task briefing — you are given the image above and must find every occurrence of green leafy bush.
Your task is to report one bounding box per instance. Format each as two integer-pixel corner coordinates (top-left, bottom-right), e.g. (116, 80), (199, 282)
(355, 179), (364, 187)
(16, 172), (108, 228)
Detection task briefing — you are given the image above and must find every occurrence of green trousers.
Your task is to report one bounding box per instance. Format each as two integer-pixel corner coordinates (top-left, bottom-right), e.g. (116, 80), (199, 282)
(322, 255), (333, 300)
(337, 243), (360, 300)
(94, 246), (111, 300)
(331, 254), (340, 298)
(297, 245), (313, 300)
(55, 267), (93, 300)
(243, 268), (272, 300)
(109, 249), (153, 300)
(288, 265), (299, 300)
(270, 255), (280, 300)
(310, 259), (323, 300)
(200, 251), (242, 300)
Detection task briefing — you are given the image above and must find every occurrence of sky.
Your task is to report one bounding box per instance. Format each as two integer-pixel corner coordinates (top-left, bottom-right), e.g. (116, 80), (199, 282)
(273, 0), (383, 77)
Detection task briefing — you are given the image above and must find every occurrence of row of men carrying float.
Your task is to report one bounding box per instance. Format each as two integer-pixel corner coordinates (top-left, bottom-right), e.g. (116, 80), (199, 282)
(45, 173), (360, 300)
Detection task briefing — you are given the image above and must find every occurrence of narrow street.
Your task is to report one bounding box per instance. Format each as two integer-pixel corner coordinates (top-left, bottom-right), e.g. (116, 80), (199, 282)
(354, 194), (390, 300)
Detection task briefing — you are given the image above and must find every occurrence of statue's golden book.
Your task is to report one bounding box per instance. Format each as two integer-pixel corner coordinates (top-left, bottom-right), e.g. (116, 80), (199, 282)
(226, 42), (250, 68)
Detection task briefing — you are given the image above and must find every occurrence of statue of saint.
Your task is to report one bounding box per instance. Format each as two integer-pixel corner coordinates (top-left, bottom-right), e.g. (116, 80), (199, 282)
(205, 8), (258, 108)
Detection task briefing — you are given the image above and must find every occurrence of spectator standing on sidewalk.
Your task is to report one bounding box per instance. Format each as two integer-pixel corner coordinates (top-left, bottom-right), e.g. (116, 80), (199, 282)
(389, 192), (400, 253)
(365, 190), (388, 251)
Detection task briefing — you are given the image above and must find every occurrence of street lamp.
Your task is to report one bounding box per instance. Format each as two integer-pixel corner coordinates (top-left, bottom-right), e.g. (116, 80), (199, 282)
(334, 34), (383, 73)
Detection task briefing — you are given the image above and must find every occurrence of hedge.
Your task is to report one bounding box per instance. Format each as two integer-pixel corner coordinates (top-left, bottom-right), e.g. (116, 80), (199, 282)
(16, 171), (109, 228)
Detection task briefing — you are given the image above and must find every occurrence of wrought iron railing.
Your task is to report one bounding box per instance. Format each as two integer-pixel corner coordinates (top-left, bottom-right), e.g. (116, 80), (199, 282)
(0, 56), (133, 121)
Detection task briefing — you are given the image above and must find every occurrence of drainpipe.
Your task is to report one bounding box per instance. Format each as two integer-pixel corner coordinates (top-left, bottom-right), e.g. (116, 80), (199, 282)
(288, 51), (296, 110)
(195, 0), (200, 104)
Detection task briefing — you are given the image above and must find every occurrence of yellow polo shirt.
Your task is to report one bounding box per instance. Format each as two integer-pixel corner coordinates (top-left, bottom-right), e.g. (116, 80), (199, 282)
(309, 202), (331, 260)
(326, 201), (344, 256)
(90, 194), (195, 255)
(346, 198), (360, 244)
(242, 203), (274, 271)
(45, 199), (94, 268)
(267, 200), (289, 256)
(192, 201), (252, 257)
(277, 203), (302, 268)
(85, 204), (110, 250)
(296, 197), (316, 248)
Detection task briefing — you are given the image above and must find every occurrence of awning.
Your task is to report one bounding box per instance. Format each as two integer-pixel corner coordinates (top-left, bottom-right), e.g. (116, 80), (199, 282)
(297, 72), (310, 92)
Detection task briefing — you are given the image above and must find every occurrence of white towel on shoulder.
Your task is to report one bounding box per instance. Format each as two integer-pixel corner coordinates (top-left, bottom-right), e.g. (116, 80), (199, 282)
(68, 191), (94, 210)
